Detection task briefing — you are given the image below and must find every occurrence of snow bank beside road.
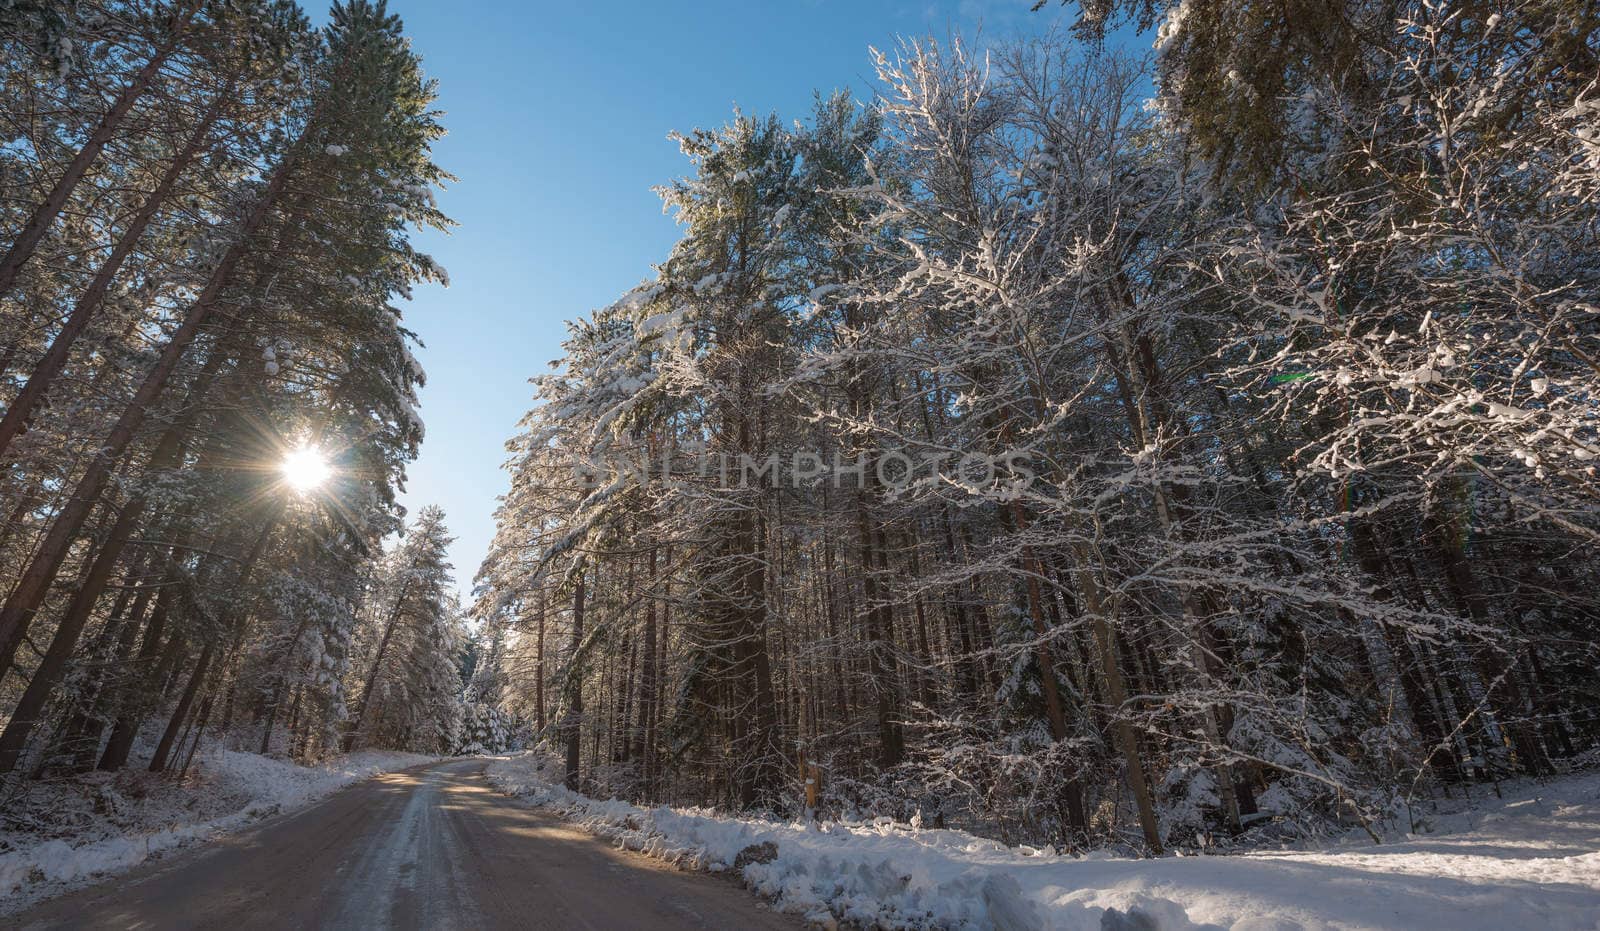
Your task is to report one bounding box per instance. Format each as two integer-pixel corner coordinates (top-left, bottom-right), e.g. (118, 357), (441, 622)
(0, 749), (433, 906)
(486, 752), (1600, 931)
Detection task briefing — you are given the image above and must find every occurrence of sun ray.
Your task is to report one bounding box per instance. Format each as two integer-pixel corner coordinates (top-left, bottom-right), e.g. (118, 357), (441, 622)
(281, 445), (331, 493)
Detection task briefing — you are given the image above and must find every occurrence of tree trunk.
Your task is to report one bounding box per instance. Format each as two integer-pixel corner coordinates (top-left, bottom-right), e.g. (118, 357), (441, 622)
(533, 591), (546, 732)
(1007, 502), (1089, 839)
(150, 507), (278, 773)
(148, 642), (212, 773)
(564, 569), (585, 791)
(0, 0), (200, 300)
(857, 491), (904, 769)
(178, 695), (215, 778)
(0, 492), (144, 772)
(0, 138), (304, 678)
(634, 545), (658, 797)
(343, 578), (414, 752)
(0, 80), (228, 459)
(68, 565), (157, 771)
(1076, 554), (1163, 854)
(98, 560), (187, 771)
(0, 361), (217, 771)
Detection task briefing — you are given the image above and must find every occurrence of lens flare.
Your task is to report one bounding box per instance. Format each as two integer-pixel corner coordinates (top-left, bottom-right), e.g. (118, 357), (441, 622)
(281, 445), (331, 493)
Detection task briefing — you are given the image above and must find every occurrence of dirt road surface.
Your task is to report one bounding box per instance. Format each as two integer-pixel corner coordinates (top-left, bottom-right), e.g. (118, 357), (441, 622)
(10, 758), (799, 930)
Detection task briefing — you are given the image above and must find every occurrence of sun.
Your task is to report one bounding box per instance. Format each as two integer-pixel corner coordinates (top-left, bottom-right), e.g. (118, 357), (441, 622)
(281, 445), (332, 493)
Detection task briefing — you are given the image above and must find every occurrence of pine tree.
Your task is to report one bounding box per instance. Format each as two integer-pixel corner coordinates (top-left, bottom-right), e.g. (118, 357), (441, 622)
(475, 17), (1600, 851)
(345, 505), (461, 755)
(0, 0), (457, 780)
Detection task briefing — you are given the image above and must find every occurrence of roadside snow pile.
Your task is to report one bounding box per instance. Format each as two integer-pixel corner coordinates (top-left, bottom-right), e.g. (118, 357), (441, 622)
(486, 752), (1600, 931)
(197, 748), (433, 816)
(0, 748), (431, 904)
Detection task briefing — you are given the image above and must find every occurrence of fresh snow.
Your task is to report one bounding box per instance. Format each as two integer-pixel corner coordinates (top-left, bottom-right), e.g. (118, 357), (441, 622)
(485, 752), (1600, 931)
(0, 749), (433, 909)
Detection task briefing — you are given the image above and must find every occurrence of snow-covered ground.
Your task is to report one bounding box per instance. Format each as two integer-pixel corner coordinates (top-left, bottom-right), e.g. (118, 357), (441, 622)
(486, 752), (1600, 931)
(0, 748), (434, 909)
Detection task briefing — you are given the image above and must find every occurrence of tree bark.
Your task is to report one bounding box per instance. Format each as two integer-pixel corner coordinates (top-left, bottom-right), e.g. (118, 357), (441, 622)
(148, 641), (212, 773)
(633, 545), (658, 796)
(0, 492), (144, 773)
(343, 578), (414, 752)
(1075, 554), (1163, 854)
(0, 355), (219, 772)
(0, 80), (229, 459)
(0, 0), (201, 300)
(533, 591), (546, 732)
(0, 138), (304, 679)
(564, 569), (585, 791)
(98, 559), (186, 771)
(150, 509), (278, 773)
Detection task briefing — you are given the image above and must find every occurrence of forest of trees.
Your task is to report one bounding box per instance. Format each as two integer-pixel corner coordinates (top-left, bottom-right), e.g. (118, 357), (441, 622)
(2, 0), (1595, 862)
(475, 1), (1600, 852)
(0, 0), (467, 793)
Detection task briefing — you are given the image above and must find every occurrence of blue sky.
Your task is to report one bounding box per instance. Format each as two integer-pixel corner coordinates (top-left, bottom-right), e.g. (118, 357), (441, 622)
(370, 1), (1106, 599)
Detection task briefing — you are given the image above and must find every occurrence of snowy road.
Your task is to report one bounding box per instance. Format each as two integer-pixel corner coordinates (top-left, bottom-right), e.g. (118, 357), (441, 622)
(8, 758), (799, 930)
